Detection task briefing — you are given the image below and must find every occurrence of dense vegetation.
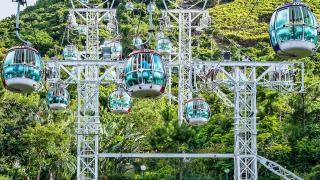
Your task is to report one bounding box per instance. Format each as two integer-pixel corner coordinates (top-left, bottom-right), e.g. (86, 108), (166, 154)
(0, 0), (320, 179)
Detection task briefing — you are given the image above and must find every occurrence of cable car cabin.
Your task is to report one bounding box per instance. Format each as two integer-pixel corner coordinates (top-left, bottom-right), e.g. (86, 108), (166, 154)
(67, 13), (77, 30)
(103, 41), (122, 60)
(125, 1), (134, 11)
(46, 86), (69, 110)
(124, 50), (166, 98)
(227, 69), (247, 91)
(156, 36), (172, 56)
(270, 2), (318, 58)
(184, 98), (211, 126)
(63, 45), (78, 60)
(108, 90), (132, 114)
(1, 46), (42, 93)
(77, 26), (86, 35)
(81, 0), (89, 4)
(155, 31), (165, 40)
(132, 36), (142, 47)
(103, 13), (111, 21)
(105, 70), (116, 81)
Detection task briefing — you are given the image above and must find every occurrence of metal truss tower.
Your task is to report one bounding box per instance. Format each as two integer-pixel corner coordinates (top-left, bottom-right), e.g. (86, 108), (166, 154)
(68, 1), (117, 179)
(233, 66), (258, 179)
(161, 0), (210, 124)
(161, 0), (304, 179)
(192, 61), (304, 180)
(163, 55), (174, 104)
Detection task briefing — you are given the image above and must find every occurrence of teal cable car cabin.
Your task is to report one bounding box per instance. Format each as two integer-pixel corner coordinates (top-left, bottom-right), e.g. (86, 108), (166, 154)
(1, 46), (43, 93)
(63, 45), (78, 60)
(108, 90), (132, 114)
(184, 97), (211, 126)
(156, 36), (172, 56)
(269, 2), (319, 58)
(46, 85), (69, 110)
(124, 50), (166, 98)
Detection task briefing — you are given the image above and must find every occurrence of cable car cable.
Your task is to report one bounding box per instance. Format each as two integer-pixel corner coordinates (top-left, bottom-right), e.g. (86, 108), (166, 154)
(201, 2), (259, 88)
(25, 1), (40, 50)
(134, 2), (144, 41)
(224, 0), (258, 52)
(14, 0), (31, 46)
(235, 0), (258, 36)
(210, 2), (257, 62)
(57, 24), (68, 58)
(135, 0), (155, 49)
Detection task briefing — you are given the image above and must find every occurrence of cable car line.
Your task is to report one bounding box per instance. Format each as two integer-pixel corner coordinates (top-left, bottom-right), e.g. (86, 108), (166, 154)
(25, 1), (40, 51)
(235, 0), (259, 36)
(133, 2), (145, 48)
(221, 0), (259, 55)
(14, 0), (31, 46)
(57, 24), (68, 58)
(212, 3), (254, 60)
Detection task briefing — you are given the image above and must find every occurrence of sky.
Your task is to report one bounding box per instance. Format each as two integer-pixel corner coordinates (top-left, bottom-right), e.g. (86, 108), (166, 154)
(0, 0), (38, 20)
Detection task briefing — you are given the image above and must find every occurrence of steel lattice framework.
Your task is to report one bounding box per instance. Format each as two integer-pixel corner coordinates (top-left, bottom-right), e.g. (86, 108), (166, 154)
(68, 1), (117, 178)
(191, 60), (304, 180)
(160, 1), (304, 179)
(161, 8), (210, 124)
(42, 0), (305, 179)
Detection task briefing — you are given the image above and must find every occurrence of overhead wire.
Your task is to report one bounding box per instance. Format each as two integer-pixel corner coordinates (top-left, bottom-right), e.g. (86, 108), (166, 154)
(25, 1), (40, 50)
(134, 2), (144, 40)
(211, 0), (259, 60)
(57, 24), (68, 57)
(224, 0), (258, 51)
(202, 0), (259, 89)
(235, 0), (259, 36)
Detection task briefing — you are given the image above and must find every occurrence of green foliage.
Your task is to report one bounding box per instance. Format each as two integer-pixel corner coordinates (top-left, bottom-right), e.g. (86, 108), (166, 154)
(0, 176), (11, 180)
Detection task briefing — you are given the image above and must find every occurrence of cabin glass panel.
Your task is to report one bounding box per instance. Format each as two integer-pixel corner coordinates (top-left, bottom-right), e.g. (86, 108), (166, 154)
(276, 8), (288, 28)
(184, 100), (210, 120)
(4, 51), (14, 66)
(2, 49), (42, 83)
(269, 13), (277, 46)
(124, 52), (165, 88)
(275, 6), (318, 45)
(153, 54), (165, 85)
(108, 91), (131, 109)
(46, 87), (69, 106)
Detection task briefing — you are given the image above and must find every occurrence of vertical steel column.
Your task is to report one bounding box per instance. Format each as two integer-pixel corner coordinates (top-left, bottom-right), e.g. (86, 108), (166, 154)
(76, 10), (100, 180)
(163, 55), (172, 104)
(177, 11), (201, 124)
(70, 5), (116, 179)
(177, 11), (188, 124)
(234, 66), (257, 180)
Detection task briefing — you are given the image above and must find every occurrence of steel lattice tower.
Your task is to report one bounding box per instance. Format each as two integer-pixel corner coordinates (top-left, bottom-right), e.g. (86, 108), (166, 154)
(161, 1), (304, 179)
(233, 66), (258, 179)
(69, 1), (117, 179)
(42, 0), (305, 179)
(161, 7), (210, 124)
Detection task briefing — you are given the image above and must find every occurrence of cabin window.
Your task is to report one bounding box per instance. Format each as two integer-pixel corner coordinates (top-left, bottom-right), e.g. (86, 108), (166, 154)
(4, 51), (15, 66)
(276, 8), (289, 28)
(290, 6), (303, 24)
